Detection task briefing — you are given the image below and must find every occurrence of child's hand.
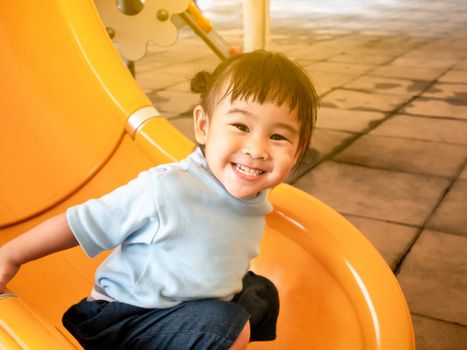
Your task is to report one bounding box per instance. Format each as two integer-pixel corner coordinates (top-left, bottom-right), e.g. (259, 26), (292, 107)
(0, 246), (20, 294)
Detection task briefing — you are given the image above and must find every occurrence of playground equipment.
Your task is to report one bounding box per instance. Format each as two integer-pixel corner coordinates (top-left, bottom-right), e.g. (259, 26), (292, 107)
(0, 1), (415, 349)
(96, 0), (236, 77)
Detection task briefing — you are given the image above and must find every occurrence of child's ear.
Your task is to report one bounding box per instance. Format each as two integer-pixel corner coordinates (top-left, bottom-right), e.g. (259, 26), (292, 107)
(194, 105), (209, 145)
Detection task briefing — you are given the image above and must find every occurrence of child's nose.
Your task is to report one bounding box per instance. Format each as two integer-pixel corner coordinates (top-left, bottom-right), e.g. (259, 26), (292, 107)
(242, 137), (269, 160)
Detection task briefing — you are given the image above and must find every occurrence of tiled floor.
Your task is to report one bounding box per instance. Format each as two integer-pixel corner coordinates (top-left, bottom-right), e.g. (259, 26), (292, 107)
(132, 0), (467, 347)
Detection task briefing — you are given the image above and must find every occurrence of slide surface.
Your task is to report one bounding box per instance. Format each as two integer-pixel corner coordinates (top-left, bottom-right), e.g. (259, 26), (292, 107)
(0, 1), (414, 349)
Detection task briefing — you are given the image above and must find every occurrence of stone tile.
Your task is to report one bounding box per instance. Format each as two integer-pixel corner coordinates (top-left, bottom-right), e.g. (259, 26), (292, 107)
(367, 36), (426, 51)
(440, 69), (467, 84)
(335, 34), (375, 48)
(370, 114), (467, 145)
(164, 80), (192, 93)
(334, 134), (467, 177)
(397, 230), (467, 325)
(305, 61), (374, 75)
(291, 130), (356, 180)
(394, 41), (459, 61)
(135, 60), (169, 74)
(327, 53), (393, 66)
(427, 180), (467, 237)
(460, 165), (467, 180)
(295, 36), (365, 55)
(344, 76), (430, 96)
(343, 215), (418, 270)
(316, 108), (386, 133)
(288, 46), (342, 62)
(306, 71), (358, 96)
(454, 60), (467, 70)
(137, 70), (188, 91)
(412, 315), (467, 350)
(402, 97), (467, 120)
(407, 45), (467, 61)
(320, 89), (409, 112)
(345, 47), (409, 58)
(312, 28), (354, 36)
(138, 54), (216, 83)
(147, 89), (199, 115)
(310, 128), (355, 159)
(153, 60), (217, 79)
(370, 66), (445, 81)
(145, 43), (212, 63)
(422, 83), (467, 101)
(293, 161), (449, 226)
(389, 55), (457, 70)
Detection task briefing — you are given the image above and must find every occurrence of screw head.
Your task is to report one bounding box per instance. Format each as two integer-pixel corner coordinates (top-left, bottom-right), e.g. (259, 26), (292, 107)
(157, 9), (169, 22)
(106, 27), (116, 39)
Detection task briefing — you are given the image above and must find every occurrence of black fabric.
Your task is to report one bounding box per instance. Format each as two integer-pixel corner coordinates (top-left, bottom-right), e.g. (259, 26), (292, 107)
(232, 271), (280, 341)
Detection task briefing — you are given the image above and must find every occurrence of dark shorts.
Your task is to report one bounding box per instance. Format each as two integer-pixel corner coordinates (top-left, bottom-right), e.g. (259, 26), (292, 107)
(62, 272), (279, 350)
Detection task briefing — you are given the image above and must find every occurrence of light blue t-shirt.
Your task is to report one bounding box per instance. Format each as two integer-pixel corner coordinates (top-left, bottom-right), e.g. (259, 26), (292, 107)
(66, 148), (272, 309)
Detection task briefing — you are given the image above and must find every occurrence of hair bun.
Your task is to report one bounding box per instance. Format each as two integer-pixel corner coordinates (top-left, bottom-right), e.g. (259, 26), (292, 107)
(191, 70), (211, 93)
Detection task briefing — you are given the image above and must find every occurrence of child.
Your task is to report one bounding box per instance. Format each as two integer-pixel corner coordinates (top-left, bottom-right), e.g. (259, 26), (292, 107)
(0, 50), (319, 349)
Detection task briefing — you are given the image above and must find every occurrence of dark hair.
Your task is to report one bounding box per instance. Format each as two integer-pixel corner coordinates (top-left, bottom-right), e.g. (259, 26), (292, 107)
(191, 50), (319, 170)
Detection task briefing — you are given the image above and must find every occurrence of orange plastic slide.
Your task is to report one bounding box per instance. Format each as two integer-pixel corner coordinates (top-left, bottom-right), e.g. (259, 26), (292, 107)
(0, 1), (415, 349)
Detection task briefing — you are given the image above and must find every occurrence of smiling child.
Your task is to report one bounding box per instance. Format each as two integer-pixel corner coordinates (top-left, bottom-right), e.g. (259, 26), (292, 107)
(0, 50), (319, 350)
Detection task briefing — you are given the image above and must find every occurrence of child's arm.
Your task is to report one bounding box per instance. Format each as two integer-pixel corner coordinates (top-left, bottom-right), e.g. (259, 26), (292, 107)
(0, 213), (78, 293)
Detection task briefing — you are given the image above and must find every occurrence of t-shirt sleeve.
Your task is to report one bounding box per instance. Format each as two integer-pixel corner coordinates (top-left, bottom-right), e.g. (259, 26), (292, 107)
(66, 170), (159, 258)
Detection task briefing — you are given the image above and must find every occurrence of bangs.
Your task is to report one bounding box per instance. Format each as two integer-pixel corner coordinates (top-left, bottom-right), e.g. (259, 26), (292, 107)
(217, 54), (303, 112)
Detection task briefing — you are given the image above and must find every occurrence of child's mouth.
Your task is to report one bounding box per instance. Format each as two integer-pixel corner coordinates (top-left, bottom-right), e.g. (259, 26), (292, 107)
(234, 163), (265, 176)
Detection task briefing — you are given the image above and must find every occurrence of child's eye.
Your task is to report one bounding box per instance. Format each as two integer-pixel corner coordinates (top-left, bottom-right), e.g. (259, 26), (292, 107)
(271, 134), (289, 142)
(232, 123), (250, 132)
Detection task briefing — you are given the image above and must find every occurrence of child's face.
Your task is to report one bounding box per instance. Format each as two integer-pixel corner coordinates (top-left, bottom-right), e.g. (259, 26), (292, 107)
(194, 95), (300, 199)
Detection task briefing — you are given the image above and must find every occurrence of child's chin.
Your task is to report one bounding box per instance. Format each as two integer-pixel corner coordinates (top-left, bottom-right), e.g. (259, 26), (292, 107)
(228, 189), (258, 200)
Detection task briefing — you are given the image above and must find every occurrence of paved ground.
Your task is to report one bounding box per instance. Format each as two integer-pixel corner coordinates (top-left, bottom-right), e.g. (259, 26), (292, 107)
(133, 0), (467, 348)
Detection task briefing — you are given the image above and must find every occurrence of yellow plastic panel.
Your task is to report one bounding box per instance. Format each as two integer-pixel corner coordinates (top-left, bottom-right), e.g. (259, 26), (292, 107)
(0, 297), (74, 349)
(0, 0), (150, 227)
(2, 135), (154, 325)
(264, 185), (415, 349)
(250, 224), (364, 349)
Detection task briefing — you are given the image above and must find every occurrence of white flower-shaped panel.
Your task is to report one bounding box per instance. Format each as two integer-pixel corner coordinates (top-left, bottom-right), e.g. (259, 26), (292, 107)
(95, 0), (189, 61)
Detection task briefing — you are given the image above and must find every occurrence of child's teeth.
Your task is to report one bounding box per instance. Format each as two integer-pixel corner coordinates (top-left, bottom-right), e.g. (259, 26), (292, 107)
(236, 164), (263, 176)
